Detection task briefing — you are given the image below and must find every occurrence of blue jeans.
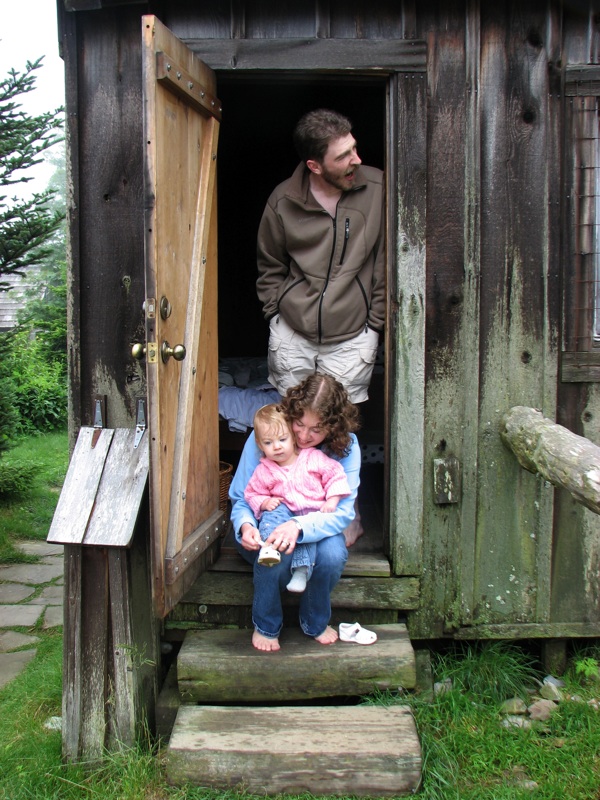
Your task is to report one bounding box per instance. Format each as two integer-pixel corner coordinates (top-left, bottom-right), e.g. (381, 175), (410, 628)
(258, 504), (316, 577)
(235, 530), (348, 639)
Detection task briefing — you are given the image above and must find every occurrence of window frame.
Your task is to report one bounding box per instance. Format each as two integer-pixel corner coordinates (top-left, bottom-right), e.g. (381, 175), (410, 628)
(562, 65), (600, 382)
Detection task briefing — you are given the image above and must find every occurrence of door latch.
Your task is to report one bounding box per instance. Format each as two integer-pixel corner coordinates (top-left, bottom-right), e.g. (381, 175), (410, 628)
(132, 342), (158, 362)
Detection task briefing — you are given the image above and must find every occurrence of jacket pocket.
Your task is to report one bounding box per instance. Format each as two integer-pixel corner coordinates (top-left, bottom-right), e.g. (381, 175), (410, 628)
(278, 276), (305, 307)
(355, 276), (370, 315)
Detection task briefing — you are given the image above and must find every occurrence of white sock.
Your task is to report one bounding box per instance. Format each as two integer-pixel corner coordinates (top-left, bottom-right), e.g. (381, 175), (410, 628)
(286, 566), (309, 593)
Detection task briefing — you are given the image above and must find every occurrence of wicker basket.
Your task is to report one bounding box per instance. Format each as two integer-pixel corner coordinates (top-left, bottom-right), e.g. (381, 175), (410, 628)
(219, 461), (233, 518)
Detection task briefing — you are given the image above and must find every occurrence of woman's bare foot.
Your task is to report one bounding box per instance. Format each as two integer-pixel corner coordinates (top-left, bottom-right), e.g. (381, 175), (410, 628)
(343, 503), (364, 547)
(252, 630), (280, 652)
(343, 517), (364, 546)
(314, 625), (338, 645)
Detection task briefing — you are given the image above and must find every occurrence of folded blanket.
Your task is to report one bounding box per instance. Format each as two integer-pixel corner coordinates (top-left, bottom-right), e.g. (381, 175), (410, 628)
(218, 357), (270, 389)
(218, 386), (282, 432)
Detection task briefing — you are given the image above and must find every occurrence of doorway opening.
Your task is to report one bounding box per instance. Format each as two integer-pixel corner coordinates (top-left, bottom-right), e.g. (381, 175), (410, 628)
(215, 74), (388, 557)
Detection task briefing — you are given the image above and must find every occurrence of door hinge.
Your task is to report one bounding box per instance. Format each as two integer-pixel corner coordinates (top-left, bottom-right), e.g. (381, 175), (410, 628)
(134, 399), (147, 449)
(93, 395), (107, 429)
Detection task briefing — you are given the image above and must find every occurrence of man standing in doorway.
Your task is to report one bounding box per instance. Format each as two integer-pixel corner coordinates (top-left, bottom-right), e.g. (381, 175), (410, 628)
(256, 108), (385, 405)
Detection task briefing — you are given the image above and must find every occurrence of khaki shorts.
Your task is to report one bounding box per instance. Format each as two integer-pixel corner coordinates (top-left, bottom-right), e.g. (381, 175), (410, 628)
(267, 314), (379, 403)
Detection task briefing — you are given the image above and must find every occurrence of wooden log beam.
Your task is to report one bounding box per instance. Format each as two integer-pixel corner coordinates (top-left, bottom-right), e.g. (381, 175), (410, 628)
(177, 625), (416, 703)
(501, 406), (600, 515)
(166, 705), (422, 797)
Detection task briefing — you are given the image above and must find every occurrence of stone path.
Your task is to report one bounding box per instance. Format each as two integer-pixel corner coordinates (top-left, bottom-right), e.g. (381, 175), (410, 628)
(0, 541), (63, 690)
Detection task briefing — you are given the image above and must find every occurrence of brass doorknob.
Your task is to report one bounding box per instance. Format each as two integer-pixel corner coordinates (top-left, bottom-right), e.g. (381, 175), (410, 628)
(161, 341), (186, 363)
(131, 343), (146, 360)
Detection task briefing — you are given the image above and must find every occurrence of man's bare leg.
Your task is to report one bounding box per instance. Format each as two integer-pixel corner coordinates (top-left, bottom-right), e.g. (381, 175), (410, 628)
(252, 630), (280, 652)
(315, 625), (338, 645)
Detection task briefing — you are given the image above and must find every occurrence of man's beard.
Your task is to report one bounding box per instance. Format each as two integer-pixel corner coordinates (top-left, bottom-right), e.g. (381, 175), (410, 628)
(320, 164), (357, 192)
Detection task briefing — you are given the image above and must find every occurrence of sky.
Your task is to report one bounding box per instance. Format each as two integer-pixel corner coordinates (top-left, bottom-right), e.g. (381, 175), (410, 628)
(1, 0), (66, 194)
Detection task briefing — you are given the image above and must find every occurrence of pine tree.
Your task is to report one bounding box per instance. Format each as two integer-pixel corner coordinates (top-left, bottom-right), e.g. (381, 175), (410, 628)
(0, 59), (66, 446)
(0, 57), (65, 290)
(17, 145), (67, 365)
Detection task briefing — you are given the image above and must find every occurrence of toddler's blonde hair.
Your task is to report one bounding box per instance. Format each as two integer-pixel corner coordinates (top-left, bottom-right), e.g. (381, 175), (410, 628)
(253, 404), (290, 447)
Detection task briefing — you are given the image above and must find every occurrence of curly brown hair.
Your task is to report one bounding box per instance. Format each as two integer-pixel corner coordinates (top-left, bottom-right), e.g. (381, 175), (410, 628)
(279, 372), (360, 458)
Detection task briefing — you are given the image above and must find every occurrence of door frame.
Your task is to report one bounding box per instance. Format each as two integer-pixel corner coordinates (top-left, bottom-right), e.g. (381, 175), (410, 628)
(178, 39), (428, 578)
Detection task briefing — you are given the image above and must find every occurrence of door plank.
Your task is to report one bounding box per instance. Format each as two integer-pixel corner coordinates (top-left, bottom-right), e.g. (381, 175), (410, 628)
(166, 115), (220, 561)
(142, 15), (222, 616)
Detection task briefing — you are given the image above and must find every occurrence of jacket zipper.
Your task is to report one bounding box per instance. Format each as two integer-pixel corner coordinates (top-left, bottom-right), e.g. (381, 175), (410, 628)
(318, 215), (338, 342)
(340, 218), (350, 264)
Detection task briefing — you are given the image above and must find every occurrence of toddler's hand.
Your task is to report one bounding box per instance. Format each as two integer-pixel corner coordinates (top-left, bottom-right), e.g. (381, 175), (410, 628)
(262, 497), (282, 511)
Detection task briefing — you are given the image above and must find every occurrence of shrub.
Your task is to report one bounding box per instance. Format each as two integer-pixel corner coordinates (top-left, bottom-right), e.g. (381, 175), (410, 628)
(0, 328), (66, 433)
(0, 379), (20, 454)
(12, 358), (66, 432)
(0, 459), (38, 496)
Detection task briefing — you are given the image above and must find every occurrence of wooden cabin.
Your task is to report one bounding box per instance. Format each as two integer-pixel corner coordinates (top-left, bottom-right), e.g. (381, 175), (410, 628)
(50, 0), (600, 792)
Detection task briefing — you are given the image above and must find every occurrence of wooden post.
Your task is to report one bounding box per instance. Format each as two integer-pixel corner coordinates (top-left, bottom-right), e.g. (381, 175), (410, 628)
(501, 406), (600, 515)
(59, 3), (159, 760)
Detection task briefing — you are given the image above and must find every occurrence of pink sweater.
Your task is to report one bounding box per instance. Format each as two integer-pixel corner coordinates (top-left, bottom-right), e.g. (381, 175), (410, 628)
(244, 447), (351, 519)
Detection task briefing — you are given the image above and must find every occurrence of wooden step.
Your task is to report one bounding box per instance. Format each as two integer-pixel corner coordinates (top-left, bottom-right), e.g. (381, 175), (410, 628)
(165, 545), (420, 635)
(177, 623), (416, 703)
(166, 704), (421, 796)
(211, 548), (393, 576)
(179, 570), (419, 609)
(168, 571), (419, 630)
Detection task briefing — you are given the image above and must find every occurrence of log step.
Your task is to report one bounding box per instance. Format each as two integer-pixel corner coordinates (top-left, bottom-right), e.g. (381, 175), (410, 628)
(177, 623), (416, 703)
(166, 704), (422, 797)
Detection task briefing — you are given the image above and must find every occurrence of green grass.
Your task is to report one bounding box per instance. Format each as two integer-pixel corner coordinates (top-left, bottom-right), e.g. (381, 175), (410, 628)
(401, 643), (600, 800)
(2, 434), (600, 798)
(0, 431), (68, 562)
(0, 631), (169, 799)
(3, 635), (600, 799)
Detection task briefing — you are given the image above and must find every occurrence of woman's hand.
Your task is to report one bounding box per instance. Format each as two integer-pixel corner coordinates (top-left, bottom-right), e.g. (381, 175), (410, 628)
(240, 522), (262, 551)
(265, 520), (300, 554)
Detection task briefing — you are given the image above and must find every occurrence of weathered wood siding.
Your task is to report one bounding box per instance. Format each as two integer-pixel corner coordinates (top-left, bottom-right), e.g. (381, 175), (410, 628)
(411, 1), (563, 637)
(59, 5), (157, 761)
(64, 4), (146, 438)
(554, 5), (600, 628)
(410, 1), (598, 638)
(63, 0), (600, 640)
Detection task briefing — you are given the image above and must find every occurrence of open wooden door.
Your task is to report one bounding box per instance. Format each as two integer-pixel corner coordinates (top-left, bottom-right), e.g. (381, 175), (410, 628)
(141, 15), (224, 618)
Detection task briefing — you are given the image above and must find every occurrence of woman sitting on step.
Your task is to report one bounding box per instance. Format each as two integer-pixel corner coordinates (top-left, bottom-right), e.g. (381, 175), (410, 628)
(229, 372), (361, 652)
